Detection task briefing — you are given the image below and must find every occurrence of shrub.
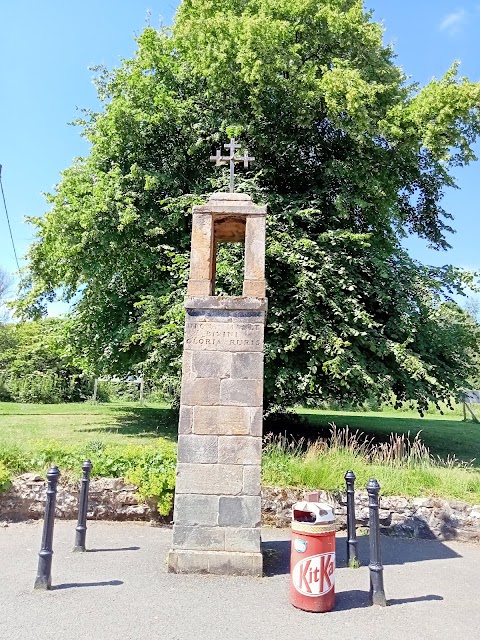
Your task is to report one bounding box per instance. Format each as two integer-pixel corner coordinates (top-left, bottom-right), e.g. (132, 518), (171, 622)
(0, 444), (31, 474)
(0, 461), (11, 492)
(0, 439), (177, 516)
(125, 448), (176, 516)
(3, 373), (63, 404)
(0, 378), (12, 401)
(0, 319), (95, 403)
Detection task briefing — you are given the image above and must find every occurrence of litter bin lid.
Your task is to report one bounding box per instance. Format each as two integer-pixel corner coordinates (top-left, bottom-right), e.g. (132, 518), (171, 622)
(292, 501), (335, 524)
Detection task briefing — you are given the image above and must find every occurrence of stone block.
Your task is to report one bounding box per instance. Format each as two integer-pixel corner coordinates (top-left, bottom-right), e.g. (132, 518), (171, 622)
(193, 406), (251, 435)
(175, 463), (243, 495)
(181, 350), (193, 380)
(178, 406), (192, 435)
(242, 280), (266, 297)
(167, 549), (263, 576)
(187, 280), (213, 296)
(218, 436), (262, 465)
(177, 435), (218, 464)
(194, 194), (266, 216)
(167, 549), (209, 574)
(244, 215), (266, 281)
(220, 378), (263, 407)
(218, 496), (262, 527)
(209, 193), (251, 201)
(185, 321), (263, 352)
(172, 525), (225, 551)
(187, 309), (232, 323)
(250, 407), (263, 436)
(173, 494), (219, 527)
(192, 351), (232, 379)
(185, 297), (267, 312)
(230, 311), (264, 324)
(214, 216), (246, 242)
(206, 551), (263, 576)
(231, 352), (263, 380)
(189, 213), (214, 281)
(224, 527), (261, 553)
(243, 465), (262, 495)
(181, 378), (220, 406)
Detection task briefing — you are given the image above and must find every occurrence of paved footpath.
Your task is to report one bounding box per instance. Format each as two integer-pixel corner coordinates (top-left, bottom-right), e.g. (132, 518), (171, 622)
(1, 520), (479, 640)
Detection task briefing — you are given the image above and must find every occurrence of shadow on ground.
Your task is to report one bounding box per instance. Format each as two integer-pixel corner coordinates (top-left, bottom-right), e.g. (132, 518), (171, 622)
(335, 591), (443, 610)
(78, 406), (178, 441)
(51, 580), (123, 590)
(87, 546), (140, 553)
(355, 534), (461, 566)
(262, 533), (461, 578)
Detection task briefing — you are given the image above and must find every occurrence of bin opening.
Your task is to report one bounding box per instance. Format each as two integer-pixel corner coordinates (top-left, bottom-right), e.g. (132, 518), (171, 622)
(293, 510), (317, 523)
(292, 501), (334, 524)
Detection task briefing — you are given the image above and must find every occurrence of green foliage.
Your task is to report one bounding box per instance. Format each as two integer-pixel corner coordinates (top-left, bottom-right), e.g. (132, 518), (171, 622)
(0, 267), (11, 323)
(2, 372), (63, 404)
(0, 461), (11, 492)
(0, 444), (31, 474)
(262, 428), (480, 503)
(125, 451), (176, 515)
(296, 406), (480, 466)
(16, 0), (480, 411)
(93, 380), (167, 403)
(0, 319), (93, 403)
(0, 399), (479, 504)
(0, 439), (177, 516)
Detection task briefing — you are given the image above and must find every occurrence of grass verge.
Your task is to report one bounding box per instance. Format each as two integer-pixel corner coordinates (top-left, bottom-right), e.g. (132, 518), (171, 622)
(262, 428), (480, 504)
(0, 439), (177, 515)
(0, 402), (178, 514)
(1, 402), (480, 505)
(296, 407), (480, 467)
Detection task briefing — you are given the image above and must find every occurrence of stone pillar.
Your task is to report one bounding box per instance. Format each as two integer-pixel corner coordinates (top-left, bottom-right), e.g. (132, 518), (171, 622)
(187, 213), (215, 296)
(168, 193), (267, 576)
(243, 215), (266, 297)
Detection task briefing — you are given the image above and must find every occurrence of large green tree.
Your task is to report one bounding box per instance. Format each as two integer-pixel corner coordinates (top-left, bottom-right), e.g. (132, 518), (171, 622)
(18, 0), (480, 411)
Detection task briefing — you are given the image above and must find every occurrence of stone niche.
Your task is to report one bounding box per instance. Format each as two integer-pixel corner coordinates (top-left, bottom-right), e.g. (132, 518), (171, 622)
(167, 192), (267, 576)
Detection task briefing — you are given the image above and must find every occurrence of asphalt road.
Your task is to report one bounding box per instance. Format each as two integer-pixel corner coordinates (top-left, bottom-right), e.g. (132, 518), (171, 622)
(1, 521), (479, 640)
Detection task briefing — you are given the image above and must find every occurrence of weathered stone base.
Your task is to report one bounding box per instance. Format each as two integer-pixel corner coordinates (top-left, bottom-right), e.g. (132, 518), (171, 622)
(167, 549), (263, 576)
(3, 478), (480, 545)
(170, 296), (266, 574)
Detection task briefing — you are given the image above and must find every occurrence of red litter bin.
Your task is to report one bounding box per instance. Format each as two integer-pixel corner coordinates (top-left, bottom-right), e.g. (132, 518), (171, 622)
(290, 500), (336, 612)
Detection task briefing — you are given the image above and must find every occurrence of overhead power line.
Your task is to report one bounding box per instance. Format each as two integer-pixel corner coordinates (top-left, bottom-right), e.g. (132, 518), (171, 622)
(0, 164), (20, 271)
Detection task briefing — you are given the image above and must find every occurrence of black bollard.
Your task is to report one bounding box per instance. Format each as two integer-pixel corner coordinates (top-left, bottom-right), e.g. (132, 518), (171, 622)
(34, 465), (61, 590)
(345, 470), (358, 566)
(73, 460), (93, 552)
(366, 478), (387, 606)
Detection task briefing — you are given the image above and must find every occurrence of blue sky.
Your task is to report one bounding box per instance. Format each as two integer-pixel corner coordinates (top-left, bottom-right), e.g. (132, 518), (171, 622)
(1, 1), (479, 312)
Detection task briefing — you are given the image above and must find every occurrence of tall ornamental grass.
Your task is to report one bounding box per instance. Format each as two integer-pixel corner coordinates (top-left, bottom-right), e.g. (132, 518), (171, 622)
(262, 425), (480, 503)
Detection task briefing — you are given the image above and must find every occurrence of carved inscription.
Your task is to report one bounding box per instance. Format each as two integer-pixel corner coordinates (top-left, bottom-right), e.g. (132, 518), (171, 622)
(185, 321), (263, 352)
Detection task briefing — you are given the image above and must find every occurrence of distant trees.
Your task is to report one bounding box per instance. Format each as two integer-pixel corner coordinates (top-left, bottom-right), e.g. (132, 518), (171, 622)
(0, 318), (91, 403)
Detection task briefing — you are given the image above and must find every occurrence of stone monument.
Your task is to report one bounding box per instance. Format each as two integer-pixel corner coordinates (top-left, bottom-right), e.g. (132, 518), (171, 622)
(167, 140), (266, 576)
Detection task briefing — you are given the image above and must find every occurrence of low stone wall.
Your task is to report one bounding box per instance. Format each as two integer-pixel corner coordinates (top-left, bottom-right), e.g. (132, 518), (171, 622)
(0, 474), (152, 522)
(1, 475), (480, 543)
(263, 487), (480, 543)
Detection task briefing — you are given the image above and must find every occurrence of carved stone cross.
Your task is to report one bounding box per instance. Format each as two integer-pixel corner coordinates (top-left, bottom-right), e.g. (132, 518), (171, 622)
(210, 137), (255, 193)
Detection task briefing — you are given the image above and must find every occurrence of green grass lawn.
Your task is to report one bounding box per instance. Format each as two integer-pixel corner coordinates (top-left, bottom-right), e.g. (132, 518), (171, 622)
(1, 401), (479, 465)
(0, 402), (177, 447)
(2, 401), (480, 503)
(296, 408), (480, 467)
